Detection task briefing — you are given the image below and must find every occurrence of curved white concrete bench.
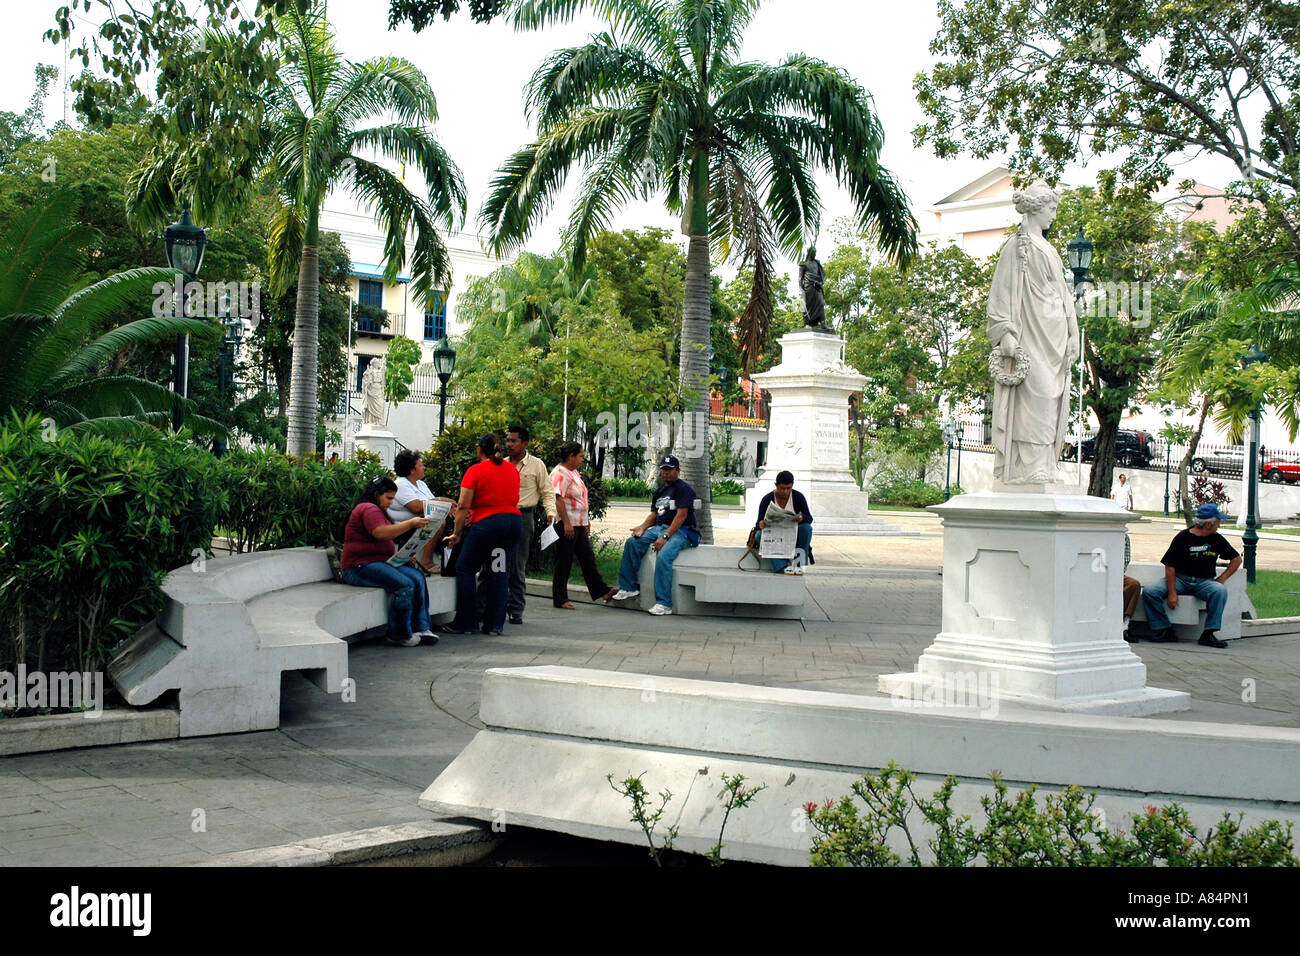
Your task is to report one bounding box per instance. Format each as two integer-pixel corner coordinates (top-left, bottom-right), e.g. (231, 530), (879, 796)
(621, 544), (805, 619)
(109, 548), (455, 737)
(1127, 561), (1256, 641)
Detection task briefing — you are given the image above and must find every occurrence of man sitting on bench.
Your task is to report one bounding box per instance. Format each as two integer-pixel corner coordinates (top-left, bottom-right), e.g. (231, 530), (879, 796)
(611, 455), (700, 615)
(1141, 503), (1242, 649)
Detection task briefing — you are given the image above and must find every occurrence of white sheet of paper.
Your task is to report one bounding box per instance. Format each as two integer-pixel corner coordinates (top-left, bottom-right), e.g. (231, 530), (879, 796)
(388, 499), (453, 567)
(759, 502), (798, 559)
(539, 522), (560, 551)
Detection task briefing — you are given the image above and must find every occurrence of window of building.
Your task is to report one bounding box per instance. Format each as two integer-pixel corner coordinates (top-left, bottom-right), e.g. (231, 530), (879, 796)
(357, 278), (383, 309)
(356, 354), (376, 393)
(423, 291), (447, 341)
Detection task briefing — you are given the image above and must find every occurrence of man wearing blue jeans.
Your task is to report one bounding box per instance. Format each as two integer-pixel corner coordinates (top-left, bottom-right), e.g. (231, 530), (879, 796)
(1141, 503), (1242, 649)
(612, 455), (700, 615)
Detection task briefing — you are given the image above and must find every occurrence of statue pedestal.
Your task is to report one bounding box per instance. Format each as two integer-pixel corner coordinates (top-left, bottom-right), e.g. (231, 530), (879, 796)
(878, 492), (1190, 716)
(739, 330), (876, 534)
(354, 425), (398, 470)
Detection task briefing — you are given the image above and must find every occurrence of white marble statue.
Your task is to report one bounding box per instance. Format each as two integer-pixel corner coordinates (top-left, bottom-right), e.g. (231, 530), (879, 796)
(360, 358), (388, 427)
(985, 181), (1079, 484)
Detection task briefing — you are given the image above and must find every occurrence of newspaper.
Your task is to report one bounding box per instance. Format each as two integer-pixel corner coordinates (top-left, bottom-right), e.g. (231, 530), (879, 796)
(539, 522), (560, 551)
(758, 502), (798, 559)
(388, 499), (453, 567)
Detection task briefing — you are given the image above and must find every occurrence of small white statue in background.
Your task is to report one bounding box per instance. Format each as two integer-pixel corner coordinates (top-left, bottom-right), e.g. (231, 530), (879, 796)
(985, 181), (1079, 485)
(361, 358), (388, 427)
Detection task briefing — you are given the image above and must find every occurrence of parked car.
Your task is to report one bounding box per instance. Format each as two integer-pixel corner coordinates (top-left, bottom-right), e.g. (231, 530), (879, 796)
(1190, 447), (1245, 476)
(1263, 457), (1300, 484)
(1060, 429), (1156, 467)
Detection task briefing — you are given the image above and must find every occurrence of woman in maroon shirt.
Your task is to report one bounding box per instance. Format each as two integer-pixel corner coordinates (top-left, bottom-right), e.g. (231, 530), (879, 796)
(341, 476), (436, 647)
(442, 434), (522, 635)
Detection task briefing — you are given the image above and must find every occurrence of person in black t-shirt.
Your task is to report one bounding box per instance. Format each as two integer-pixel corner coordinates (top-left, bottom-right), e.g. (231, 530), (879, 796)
(611, 454), (700, 615)
(1141, 503), (1242, 648)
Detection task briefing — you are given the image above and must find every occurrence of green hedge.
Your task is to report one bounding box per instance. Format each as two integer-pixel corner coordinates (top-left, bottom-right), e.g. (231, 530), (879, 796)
(604, 476), (653, 498)
(711, 477), (744, 497)
(0, 415), (225, 673)
(870, 476), (946, 508)
(218, 448), (388, 552)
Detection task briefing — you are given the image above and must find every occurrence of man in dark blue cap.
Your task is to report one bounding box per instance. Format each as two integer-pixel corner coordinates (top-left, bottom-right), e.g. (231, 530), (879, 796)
(610, 454), (700, 614)
(1141, 503), (1242, 648)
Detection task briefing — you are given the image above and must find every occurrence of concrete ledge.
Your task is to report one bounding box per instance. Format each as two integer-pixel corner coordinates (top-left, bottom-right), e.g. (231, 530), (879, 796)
(466, 666), (1300, 802)
(188, 819), (500, 867)
(1243, 616), (1300, 638)
(419, 666), (1300, 863)
(0, 707), (178, 756)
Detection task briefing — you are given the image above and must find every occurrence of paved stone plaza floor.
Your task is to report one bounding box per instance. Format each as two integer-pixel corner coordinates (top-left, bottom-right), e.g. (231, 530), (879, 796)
(2, 507), (1298, 866)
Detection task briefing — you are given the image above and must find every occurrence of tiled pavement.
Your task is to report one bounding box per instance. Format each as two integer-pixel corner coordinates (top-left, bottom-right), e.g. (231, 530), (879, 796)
(2, 548), (1298, 866)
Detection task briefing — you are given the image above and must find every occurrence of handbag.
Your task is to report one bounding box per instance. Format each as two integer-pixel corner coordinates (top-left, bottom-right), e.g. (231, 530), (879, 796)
(738, 527), (763, 571)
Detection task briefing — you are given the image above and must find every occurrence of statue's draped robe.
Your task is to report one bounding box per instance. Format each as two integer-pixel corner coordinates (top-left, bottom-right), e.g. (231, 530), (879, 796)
(986, 229), (1078, 483)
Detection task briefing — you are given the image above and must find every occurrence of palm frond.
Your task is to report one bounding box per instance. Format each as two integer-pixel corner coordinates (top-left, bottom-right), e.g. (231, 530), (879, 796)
(346, 156), (453, 306)
(346, 124), (467, 226)
(268, 201), (306, 297)
(710, 149), (775, 375)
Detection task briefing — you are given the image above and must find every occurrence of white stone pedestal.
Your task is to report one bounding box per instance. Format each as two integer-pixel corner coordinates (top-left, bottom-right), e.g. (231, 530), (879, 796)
(878, 492), (1190, 716)
(735, 329), (878, 534)
(354, 425), (398, 470)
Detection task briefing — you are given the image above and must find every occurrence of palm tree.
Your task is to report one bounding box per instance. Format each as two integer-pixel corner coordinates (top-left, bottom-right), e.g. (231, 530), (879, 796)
(0, 192), (216, 436)
(482, 0), (916, 540)
(128, 2), (467, 456)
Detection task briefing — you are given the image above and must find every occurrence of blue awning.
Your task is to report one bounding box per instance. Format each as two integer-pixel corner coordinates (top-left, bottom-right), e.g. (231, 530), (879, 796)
(350, 262), (411, 283)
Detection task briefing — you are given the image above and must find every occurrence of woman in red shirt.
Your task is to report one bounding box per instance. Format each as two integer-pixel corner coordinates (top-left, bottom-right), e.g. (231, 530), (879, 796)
(442, 434), (522, 634)
(341, 476), (436, 647)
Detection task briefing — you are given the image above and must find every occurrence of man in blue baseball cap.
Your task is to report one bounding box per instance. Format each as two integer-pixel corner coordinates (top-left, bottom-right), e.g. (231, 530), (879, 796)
(609, 454), (700, 614)
(1140, 503), (1242, 648)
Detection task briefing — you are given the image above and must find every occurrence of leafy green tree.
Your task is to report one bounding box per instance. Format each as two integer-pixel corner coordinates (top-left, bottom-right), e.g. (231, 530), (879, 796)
(387, 0), (510, 29)
(124, 2), (466, 458)
(482, 0), (916, 540)
(914, 0), (1300, 267)
(1055, 181), (1218, 496)
(0, 193), (216, 436)
(0, 65), (57, 171)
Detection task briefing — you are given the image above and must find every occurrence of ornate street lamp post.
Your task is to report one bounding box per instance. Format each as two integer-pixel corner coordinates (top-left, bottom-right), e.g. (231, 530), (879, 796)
(1066, 225), (1094, 469)
(943, 421), (954, 501)
(213, 313), (243, 457)
(433, 338), (457, 434)
(1163, 440), (1172, 516)
(164, 202), (207, 432)
(1241, 344), (1269, 583)
(955, 422), (966, 494)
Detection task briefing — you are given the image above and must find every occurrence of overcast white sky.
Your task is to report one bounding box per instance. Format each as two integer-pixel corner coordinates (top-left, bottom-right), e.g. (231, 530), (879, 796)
(2, 0), (1228, 279)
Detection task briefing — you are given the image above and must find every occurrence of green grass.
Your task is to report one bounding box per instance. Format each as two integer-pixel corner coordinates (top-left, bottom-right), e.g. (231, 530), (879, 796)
(1265, 527), (1300, 536)
(1247, 570), (1300, 619)
(868, 502), (937, 513)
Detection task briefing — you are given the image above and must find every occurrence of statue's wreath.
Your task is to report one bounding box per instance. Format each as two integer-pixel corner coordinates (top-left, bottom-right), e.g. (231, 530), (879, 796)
(989, 346), (1030, 386)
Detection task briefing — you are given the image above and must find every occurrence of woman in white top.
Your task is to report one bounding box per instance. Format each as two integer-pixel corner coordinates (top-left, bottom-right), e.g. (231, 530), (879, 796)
(390, 449), (453, 573)
(549, 442), (617, 608)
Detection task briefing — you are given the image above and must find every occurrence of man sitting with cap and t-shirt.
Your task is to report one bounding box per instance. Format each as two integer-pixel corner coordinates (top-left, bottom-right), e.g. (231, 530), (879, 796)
(610, 454), (700, 615)
(1141, 503), (1242, 649)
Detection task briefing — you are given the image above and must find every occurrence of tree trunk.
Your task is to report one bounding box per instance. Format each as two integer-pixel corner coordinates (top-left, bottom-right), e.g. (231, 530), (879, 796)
(1086, 417), (1120, 498)
(680, 233), (714, 543)
(286, 209), (321, 458)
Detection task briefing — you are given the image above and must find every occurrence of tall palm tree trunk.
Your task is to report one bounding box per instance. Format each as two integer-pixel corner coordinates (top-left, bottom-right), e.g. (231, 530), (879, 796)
(681, 232), (714, 542)
(286, 209), (321, 457)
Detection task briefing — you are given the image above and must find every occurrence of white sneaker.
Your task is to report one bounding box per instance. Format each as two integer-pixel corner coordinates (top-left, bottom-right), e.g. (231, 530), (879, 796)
(648, 604), (673, 615)
(612, 589), (639, 600)
(386, 633), (421, 647)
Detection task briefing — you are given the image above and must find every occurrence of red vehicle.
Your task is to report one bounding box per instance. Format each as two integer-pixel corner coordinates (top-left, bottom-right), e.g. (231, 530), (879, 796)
(1263, 457), (1300, 484)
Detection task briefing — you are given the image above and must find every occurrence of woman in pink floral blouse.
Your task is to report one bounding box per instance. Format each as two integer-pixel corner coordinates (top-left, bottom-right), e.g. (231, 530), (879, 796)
(549, 442), (617, 609)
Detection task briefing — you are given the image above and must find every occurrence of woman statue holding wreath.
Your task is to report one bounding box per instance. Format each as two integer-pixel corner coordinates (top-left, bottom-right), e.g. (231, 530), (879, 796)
(986, 181), (1079, 485)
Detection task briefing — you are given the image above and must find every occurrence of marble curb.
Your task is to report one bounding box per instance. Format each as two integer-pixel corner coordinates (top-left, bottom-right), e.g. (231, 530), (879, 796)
(0, 706), (178, 756)
(185, 819), (500, 867)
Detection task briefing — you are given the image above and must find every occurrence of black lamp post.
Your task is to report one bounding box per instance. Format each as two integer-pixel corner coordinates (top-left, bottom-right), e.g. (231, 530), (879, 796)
(164, 202), (207, 432)
(1241, 343), (1269, 583)
(943, 421), (954, 501)
(213, 313), (243, 457)
(1170, 439), (1180, 515)
(955, 422), (965, 493)
(433, 338), (457, 433)
(1065, 225), (1093, 466)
